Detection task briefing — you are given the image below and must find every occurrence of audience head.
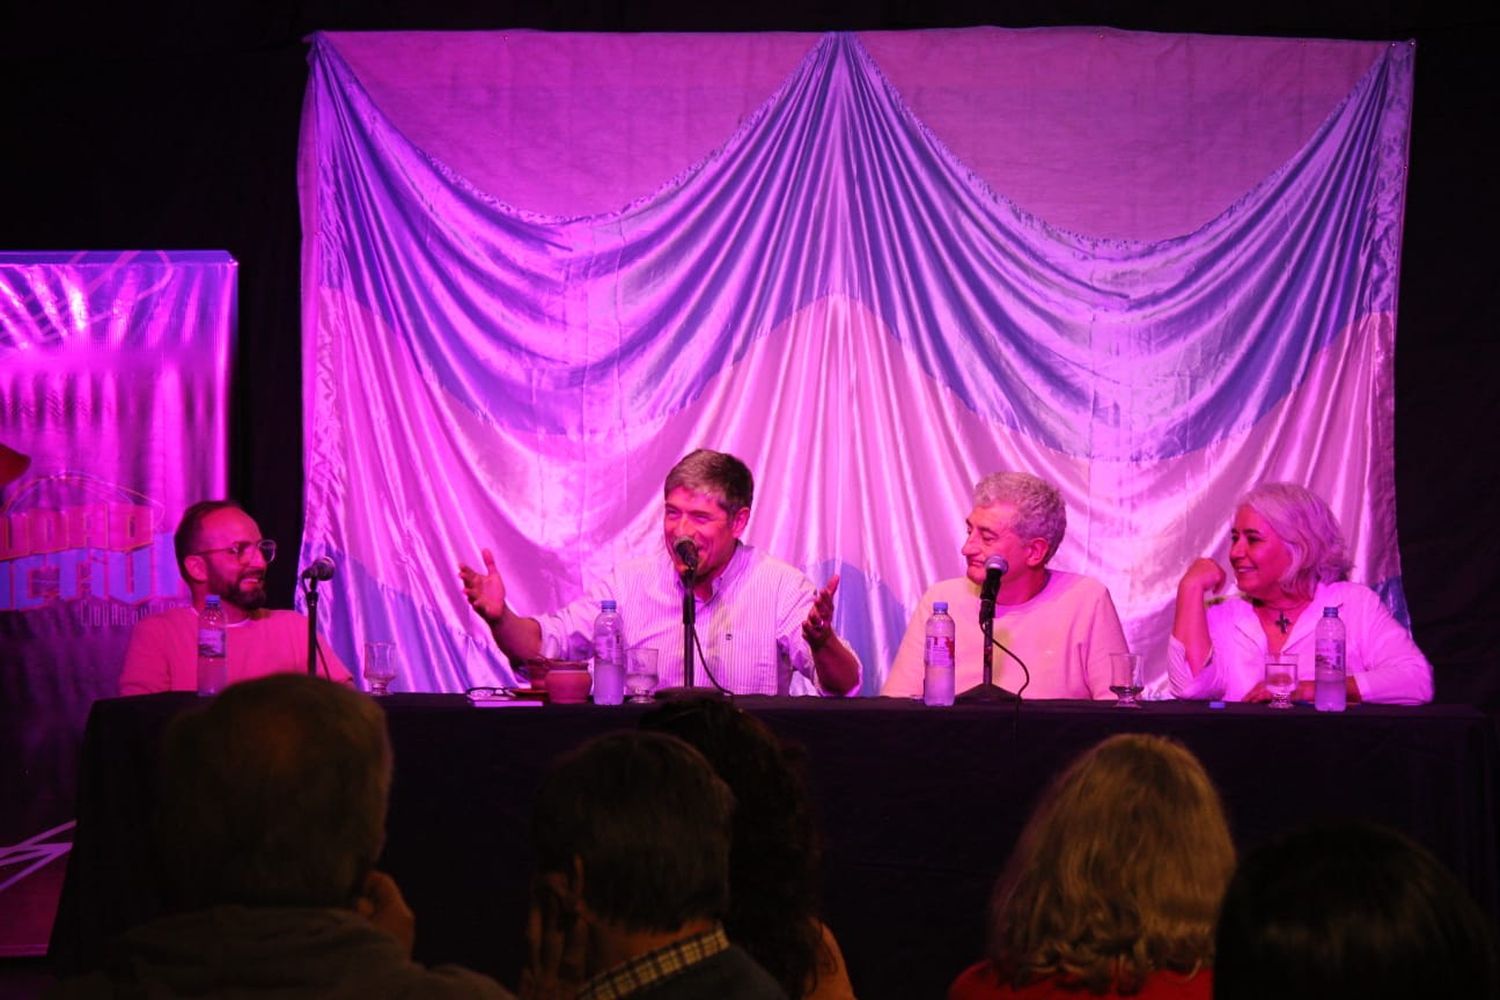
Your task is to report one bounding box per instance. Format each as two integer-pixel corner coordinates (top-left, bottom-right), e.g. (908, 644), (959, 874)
(1233, 482), (1351, 600)
(972, 472), (1067, 566)
(664, 449), (754, 516)
(988, 733), (1234, 993)
(1214, 821), (1500, 1000)
(531, 729), (733, 934)
(156, 674), (392, 910)
(641, 697), (825, 997)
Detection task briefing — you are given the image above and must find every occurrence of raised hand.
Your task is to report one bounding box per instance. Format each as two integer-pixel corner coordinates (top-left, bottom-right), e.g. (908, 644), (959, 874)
(1173, 558), (1226, 676)
(354, 870), (416, 957)
(802, 574), (841, 651)
(459, 547), (508, 625)
(519, 875), (588, 1000)
(1178, 557), (1227, 597)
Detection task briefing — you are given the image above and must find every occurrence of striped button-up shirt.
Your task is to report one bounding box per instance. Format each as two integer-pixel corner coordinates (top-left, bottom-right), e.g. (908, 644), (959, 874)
(537, 543), (857, 696)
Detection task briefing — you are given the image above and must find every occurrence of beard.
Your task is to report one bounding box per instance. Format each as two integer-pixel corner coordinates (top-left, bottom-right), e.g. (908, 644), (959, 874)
(219, 573), (269, 612)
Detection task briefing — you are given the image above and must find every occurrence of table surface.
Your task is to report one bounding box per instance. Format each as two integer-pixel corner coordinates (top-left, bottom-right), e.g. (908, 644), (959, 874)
(50, 694), (1500, 999)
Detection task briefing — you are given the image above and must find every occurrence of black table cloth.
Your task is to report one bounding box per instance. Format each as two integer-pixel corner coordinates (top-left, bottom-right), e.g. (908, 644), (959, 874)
(50, 694), (1499, 999)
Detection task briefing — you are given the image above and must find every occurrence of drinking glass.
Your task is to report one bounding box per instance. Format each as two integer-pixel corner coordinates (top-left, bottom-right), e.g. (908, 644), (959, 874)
(1265, 657), (1297, 710)
(364, 641), (398, 697)
(624, 647), (660, 703)
(1109, 653), (1143, 708)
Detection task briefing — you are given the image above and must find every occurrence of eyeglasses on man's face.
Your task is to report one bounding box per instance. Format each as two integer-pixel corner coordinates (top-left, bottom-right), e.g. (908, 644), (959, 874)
(194, 539), (278, 563)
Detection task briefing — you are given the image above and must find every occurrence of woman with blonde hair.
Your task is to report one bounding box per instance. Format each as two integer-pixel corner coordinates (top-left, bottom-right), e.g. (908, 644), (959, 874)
(949, 733), (1235, 999)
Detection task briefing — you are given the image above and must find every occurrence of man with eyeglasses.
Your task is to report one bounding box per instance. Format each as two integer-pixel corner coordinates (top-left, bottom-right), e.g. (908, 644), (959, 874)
(119, 500), (351, 694)
(459, 450), (860, 696)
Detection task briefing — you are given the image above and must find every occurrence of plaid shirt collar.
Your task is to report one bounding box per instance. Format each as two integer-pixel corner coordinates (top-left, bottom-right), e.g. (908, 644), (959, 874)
(578, 925), (730, 1000)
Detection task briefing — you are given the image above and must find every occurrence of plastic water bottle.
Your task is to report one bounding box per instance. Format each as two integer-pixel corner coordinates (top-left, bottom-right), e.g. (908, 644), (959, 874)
(197, 596), (228, 697)
(592, 599), (625, 705)
(1314, 606), (1346, 712)
(923, 601), (956, 707)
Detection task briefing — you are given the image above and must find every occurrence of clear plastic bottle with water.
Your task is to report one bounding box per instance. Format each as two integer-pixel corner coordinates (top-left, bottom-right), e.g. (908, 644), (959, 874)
(197, 595), (228, 697)
(923, 601), (956, 707)
(592, 599), (625, 705)
(1314, 606), (1347, 712)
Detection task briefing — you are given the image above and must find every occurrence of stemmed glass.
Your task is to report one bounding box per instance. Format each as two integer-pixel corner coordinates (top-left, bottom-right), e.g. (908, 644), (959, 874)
(1265, 657), (1297, 710)
(364, 641), (398, 697)
(1110, 653), (1144, 709)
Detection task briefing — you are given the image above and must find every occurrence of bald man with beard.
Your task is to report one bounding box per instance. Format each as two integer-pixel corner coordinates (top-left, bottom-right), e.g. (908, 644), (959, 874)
(119, 500), (351, 694)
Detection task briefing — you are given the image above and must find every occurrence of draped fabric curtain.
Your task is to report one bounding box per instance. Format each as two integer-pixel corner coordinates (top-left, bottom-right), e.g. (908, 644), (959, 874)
(299, 29), (1412, 694)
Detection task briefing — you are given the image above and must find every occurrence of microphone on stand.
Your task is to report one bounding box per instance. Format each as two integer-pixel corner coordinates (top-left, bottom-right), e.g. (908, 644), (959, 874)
(300, 557), (337, 582)
(673, 538), (699, 579)
(958, 554), (1019, 704)
(658, 537), (724, 700)
(978, 555), (1007, 623)
(301, 556), (336, 677)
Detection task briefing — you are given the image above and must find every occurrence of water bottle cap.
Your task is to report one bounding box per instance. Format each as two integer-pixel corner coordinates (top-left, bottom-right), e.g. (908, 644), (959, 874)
(205, 596), (221, 608)
(1322, 606), (1339, 616)
(600, 599), (617, 611)
(933, 601), (948, 613)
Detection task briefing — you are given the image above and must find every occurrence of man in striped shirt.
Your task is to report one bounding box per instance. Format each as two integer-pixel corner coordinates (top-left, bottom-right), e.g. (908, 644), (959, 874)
(460, 450), (860, 695)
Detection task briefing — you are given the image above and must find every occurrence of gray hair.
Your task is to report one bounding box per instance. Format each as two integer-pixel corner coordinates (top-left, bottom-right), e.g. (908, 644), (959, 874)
(664, 449), (753, 514)
(973, 472), (1067, 564)
(156, 674), (392, 909)
(1236, 482), (1352, 599)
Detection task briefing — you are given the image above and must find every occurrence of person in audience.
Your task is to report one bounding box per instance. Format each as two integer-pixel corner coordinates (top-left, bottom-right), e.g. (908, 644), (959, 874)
(1214, 821), (1499, 999)
(1168, 482), (1432, 703)
(641, 697), (856, 1000)
(460, 448), (860, 695)
(949, 733), (1233, 999)
(118, 500), (351, 694)
(525, 730), (788, 999)
(49, 674), (511, 998)
(882, 471), (1128, 699)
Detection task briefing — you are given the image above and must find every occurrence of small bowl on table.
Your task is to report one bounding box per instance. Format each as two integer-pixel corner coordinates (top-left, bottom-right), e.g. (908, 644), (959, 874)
(541, 660), (593, 704)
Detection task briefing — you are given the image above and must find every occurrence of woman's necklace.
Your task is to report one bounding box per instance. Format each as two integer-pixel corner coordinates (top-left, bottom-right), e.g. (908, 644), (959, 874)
(1254, 597), (1308, 635)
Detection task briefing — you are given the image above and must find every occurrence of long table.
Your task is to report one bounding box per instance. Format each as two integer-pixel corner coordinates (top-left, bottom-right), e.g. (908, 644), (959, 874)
(50, 694), (1499, 998)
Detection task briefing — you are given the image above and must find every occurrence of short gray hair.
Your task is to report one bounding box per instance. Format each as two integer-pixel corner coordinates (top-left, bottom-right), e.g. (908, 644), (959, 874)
(973, 472), (1067, 564)
(664, 449), (753, 514)
(1237, 482), (1351, 599)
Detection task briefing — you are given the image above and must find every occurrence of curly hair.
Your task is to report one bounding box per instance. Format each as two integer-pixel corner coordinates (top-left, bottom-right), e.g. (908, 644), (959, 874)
(987, 734), (1235, 995)
(640, 697), (829, 999)
(973, 472), (1067, 564)
(1236, 482), (1352, 599)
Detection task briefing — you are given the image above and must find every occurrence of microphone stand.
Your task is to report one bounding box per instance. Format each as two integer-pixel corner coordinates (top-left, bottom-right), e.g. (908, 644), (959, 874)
(656, 568), (727, 700)
(305, 577), (322, 677)
(957, 598), (1019, 703)
(682, 569), (696, 689)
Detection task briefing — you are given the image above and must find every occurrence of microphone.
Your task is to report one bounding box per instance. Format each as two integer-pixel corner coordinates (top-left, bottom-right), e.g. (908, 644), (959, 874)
(979, 555), (1008, 624)
(673, 538), (699, 574)
(300, 557), (336, 582)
